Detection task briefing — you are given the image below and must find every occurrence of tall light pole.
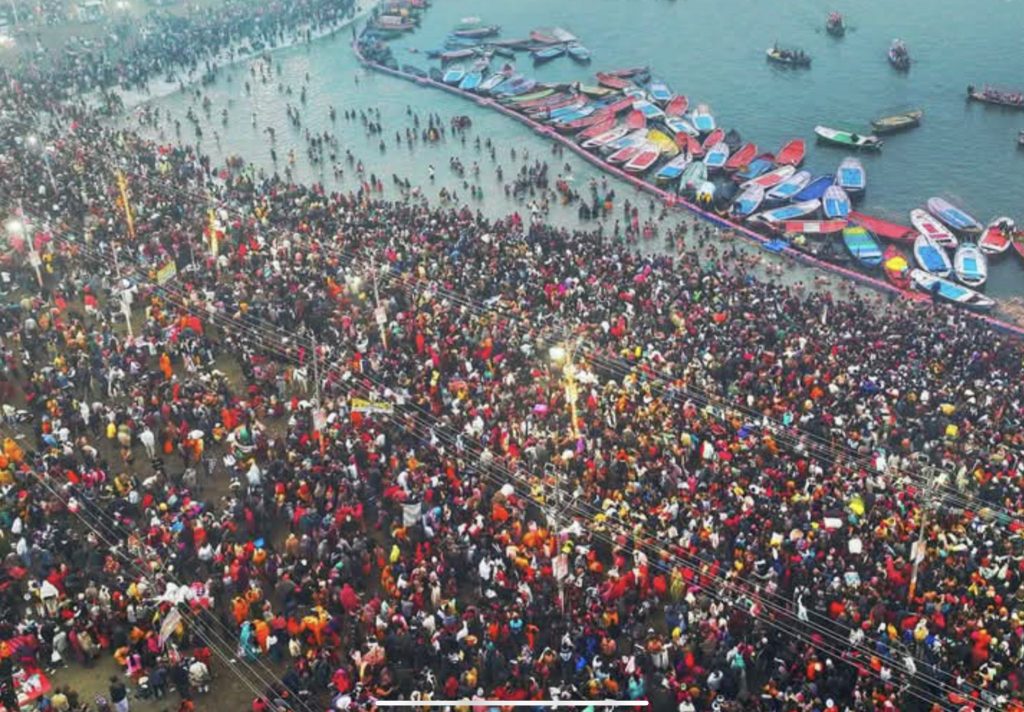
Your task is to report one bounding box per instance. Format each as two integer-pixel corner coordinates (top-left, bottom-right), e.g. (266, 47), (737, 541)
(549, 343), (580, 440)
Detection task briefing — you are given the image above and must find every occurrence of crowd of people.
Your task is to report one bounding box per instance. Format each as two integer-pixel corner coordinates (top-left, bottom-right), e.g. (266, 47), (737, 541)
(1, 1), (1024, 712)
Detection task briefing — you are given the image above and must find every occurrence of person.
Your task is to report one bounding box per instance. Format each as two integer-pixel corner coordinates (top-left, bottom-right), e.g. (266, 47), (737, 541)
(108, 677), (128, 712)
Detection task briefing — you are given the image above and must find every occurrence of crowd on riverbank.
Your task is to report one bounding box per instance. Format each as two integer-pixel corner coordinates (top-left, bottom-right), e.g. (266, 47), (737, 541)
(3, 3), (1024, 712)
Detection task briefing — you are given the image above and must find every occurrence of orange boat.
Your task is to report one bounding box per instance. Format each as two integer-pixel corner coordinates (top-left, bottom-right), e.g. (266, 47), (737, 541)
(724, 142), (759, 172)
(776, 138), (806, 166)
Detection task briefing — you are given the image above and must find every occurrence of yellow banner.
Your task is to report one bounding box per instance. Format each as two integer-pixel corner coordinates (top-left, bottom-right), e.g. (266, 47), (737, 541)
(350, 398), (394, 415)
(156, 261), (177, 285)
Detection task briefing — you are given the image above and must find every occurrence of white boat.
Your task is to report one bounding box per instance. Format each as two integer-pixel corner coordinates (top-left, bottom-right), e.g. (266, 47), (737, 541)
(741, 165), (796, 190)
(731, 184), (766, 218)
(910, 208), (958, 249)
(662, 116), (699, 137)
(979, 217), (1015, 256)
(581, 125), (630, 149)
(765, 170), (812, 203)
(822, 185), (851, 219)
(953, 242), (988, 287)
(913, 233), (953, 277)
(747, 199), (821, 228)
(654, 152), (692, 182)
(600, 129), (648, 154)
(813, 125), (883, 150)
(910, 269), (995, 311)
(835, 157), (867, 194)
(690, 104), (715, 133)
(703, 141), (730, 170)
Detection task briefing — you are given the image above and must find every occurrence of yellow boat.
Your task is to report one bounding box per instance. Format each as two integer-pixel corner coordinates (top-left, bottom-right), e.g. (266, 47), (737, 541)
(646, 129), (680, 157)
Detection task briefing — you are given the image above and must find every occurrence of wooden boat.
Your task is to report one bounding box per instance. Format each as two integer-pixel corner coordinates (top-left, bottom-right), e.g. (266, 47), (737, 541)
(478, 70), (513, 94)
(766, 45), (811, 68)
(665, 95), (689, 117)
(926, 197), (983, 235)
(690, 104), (716, 133)
(663, 116), (699, 138)
(734, 154), (776, 183)
(452, 24), (501, 39)
(529, 29), (561, 44)
(741, 165), (795, 190)
(724, 142), (758, 172)
(913, 232), (953, 277)
(679, 161), (708, 195)
(781, 217), (846, 234)
(888, 39), (911, 71)
(910, 208), (958, 248)
(655, 153), (692, 183)
(848, 211), (915, 242)
(793, 175), (834, 201)
(703, 141), (730, 170)
(953, 242), (988, 287)
(577, 84), (612, 97)
(883, 246), (912, 289)
(790, 234), (853, 264)
(518, 92), (576, 112)
(601, 129), (648, 154)
(607, 66), (649, 78)
(607, 144), (644, 165)
(701, 128), (726, 152)
(442, 65), (466, 85)
(632, 100), (665, 121)
(843, 225), (884, 267)
(682, 134), (704, 157)
(566, 43), (591, 63)
(532, 45), (566, 63)
(624, 145), (661, 173)
(495, 77), (538, 97)
(775, 139), (806, 167)
(441, 49), (477, 63)
(626, 110), (647, 130)
(836, 157), (866, 195)
(747, 200), (822, 229)
(871, 109), (923, 134)
(765, 170), (812, 203)
(646, 129), (680, 156)
(823, 185), (852, 219)
(596, 72), (631, 90)
(576, 116), (617, 142)
(506, 87), (554, 104)
(581, 124), (630, 149)
(910, 270), (995, 311)
(731, 184), (766, 218)
(459, 71), (483, 92)
(648, 78), (673, 105)
(814, 126), (882, 150)
(826, 11), (845, 37)
(966, 84), (1024, 109)
(979, 217), (1015, 256)
(555, 111), (609, 133)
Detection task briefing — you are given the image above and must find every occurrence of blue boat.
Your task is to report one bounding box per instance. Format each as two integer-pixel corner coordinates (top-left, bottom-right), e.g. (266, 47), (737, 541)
(913, 233), (953, 276)
(836, 157), (867, 194)
(632, 100), (665, 121)
(793, 174), (834, 201)
(842, 225), (883, 267)
(478, 71), (512, 94)
(663, 116), (699, 137)
(765, 170), (812, 203)
(690, 104), (715, 133)
(909, 270), (995, 311)
(731, 184), (766, 218)
(566, 43), (591, 63)
(495, 76), (537, 96)
(822, 185), (851, 219)
(648, 78), (673, 105)
(444, 35), (483, 49)
(703, 142), (730, 170)
(926, 197), (983, 235)
(442, 65), (466, 85)
(734, 156), (775, 182)
(531, 45), (566, 63)
(655, 153), (692, 183)
(550, 106), (596, 125)
(748, 199), (822, 229)
(459, 72), (483, 91)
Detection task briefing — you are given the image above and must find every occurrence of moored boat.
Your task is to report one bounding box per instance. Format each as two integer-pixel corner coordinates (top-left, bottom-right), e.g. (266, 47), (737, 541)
(690, 104), (715, 133)
(663, 116), (699, 138)
(632, 100), (665, 121)
(747, 200), (822, 229)
(731, 184), (766, 219)
(566, 43), (591, 63)
(792, 175), (834, 202)
(910, 208), (958, 248)
(926, 197), (983, 235)
(701, 128), (726, 153)
(781, 217), (846, 235)
(953, 242), (988, 287)
(823, 185), (852, 219)
(531, 45), (566, 63)
(478, 68), (514, 94)
(442, 65), (466, 85)
(871, 109), (923, 134)
(888, 39), (911, 71)
(835, 157), (867, 195)
(733, 154), (776, 183)
(775, 139), (806, 166)
(723, 129), (743, 153)
(678, 161), (708, 195)
(724, 142), (758, 172)
(765, 170), (812, 203)
(655, 152), (692, 183)
(580, 123), (628, 149)
(913, 232), (953, 277)
(848, 211), (915, 242)
(624, 145), (661, 173)
(966, 84), (1024, 109)
(741, 165), (795, 190)
(607, 144), (644, 165)
(703, 141), (730, 170)
(882, 246), (912, 289)
(843, 225), (883, 267)
(452, 24), (500, 39)
(814, 126), (883, 150)
(664, 95), (689, 117)
(441, 49), (477, 63)
(979, 217), (1016, 256)
(648, 78), (673, 105)
(766, 45), (811, 68)
(596, 72), (631, 90)
(910, 269), (995, 311)
(601, 128), (648, 154)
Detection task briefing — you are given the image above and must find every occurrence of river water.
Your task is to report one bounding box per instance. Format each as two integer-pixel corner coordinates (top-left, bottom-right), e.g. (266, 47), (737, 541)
(124, 0), (1024, 302)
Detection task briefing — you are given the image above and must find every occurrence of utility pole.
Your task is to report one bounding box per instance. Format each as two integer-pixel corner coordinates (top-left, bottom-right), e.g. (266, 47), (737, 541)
(907, 466), (937, 603)
(115, 170), (136, 241)
(371, 256), (387, 349)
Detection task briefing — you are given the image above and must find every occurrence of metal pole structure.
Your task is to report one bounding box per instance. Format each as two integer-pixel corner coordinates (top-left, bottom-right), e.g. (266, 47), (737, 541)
(115, 170), (136, 241)
(371, 256), (387, 349)
(907, 466), (935, 604)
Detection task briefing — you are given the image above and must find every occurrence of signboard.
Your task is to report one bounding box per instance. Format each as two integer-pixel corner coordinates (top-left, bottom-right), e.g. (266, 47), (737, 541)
(350, 398), (394, 415)
(156, 261), (178, 285)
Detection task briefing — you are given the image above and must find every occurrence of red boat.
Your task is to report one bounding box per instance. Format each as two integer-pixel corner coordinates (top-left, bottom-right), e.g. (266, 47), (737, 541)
(596, 72), (631, 90)
(848, 211), (915, 242)
(607, 144), (644, 165)
(664, 95), (689, 117)
(529, 29), (561, 44)
(701, 128), (725, 152)
(576, 116), (616, 141)
(515, 92), (574, 111)
(882, 245), (912, 289)
(783, 219), (847, 235)
(624, 147), (660, 173)
(556, 112), (607, 133)
(724, 142), (759, 171)
(626, 110), (647, 129)
(598, 96), (639, 117)
(776, 139), (806, 166)
(684, 134), (705, 157)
